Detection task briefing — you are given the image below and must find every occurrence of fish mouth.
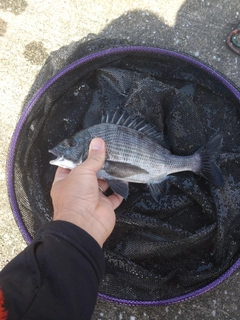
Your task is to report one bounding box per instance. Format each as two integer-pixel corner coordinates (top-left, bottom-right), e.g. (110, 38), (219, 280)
(48, 148), (59, 156)
(49, 156), (77, 170)
(49, 155), (63, 165)
(48, 149), (76, 170)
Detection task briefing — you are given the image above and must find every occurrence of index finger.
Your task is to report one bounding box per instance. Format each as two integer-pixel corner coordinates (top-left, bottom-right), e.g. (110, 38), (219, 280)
(52, 167), (71, 184)
(107, 193), (124, 210)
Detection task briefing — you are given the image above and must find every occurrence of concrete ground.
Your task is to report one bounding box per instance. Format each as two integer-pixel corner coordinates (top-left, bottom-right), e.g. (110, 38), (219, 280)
(0, 0), (240, 319)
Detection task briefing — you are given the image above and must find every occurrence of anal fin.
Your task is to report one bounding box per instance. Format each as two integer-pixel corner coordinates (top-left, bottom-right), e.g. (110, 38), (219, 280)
(148, 183), (165, 202)
(148, 176), (175, 202)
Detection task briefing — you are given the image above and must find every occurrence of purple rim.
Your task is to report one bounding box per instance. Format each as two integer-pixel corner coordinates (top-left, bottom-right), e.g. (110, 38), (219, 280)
(7, 45), (240, 305)
(98, 255), (240, 305)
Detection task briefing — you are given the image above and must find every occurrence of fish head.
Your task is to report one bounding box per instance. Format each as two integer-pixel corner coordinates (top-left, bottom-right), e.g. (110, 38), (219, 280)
(49, 130), (90, 169)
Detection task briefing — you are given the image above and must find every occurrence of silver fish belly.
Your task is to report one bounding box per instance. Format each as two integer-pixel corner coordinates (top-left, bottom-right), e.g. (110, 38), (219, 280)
(49, 112), (223, 201)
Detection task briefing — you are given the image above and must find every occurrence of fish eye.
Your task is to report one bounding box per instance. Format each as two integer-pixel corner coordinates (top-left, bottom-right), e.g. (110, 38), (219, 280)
(65, 138), (77, 148)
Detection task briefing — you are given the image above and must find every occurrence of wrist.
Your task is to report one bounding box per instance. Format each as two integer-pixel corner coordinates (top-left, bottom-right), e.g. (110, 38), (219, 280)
(53, 211), (107, 247)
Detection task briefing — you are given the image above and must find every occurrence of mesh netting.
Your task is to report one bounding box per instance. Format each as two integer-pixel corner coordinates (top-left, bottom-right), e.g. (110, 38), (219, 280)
(7, 39), (240, 303)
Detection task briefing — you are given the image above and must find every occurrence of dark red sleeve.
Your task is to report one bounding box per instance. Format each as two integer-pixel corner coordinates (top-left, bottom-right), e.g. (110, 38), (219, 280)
(0, 221), (105, 320)
(0, 288), (8, 320)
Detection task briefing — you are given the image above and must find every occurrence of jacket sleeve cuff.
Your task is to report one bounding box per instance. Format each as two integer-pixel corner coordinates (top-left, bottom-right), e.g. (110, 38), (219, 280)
(34, 220), (105, 281)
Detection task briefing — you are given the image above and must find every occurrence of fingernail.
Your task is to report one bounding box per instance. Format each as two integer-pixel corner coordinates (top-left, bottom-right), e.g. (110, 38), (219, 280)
(90, 138), (104, 151)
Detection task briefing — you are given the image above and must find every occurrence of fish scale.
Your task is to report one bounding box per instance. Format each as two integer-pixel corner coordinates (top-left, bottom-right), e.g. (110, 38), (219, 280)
(49, 113), (224, 201)
(89, 124), (164, 164)
(88, 123), (197, 179)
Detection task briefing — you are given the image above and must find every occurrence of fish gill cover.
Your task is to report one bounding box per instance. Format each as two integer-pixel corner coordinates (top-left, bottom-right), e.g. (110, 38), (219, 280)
(8, 38), (240, 303)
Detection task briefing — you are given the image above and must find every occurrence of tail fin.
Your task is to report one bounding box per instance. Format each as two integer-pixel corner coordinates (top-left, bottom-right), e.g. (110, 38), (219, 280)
(195, 134), (224, 187)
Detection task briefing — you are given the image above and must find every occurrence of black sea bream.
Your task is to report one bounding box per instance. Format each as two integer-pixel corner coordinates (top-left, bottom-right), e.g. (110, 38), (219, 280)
(49, 111), (223, 201)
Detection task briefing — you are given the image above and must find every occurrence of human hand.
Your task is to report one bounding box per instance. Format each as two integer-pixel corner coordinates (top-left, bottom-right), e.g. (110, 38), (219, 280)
(50, 138), (123, 247)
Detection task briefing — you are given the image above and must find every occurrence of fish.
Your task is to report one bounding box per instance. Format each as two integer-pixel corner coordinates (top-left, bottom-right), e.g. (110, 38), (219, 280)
(49, 111), (224, 201)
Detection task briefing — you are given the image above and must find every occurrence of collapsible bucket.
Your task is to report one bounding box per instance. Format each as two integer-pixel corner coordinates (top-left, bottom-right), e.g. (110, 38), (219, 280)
(7, 40), (240, 305)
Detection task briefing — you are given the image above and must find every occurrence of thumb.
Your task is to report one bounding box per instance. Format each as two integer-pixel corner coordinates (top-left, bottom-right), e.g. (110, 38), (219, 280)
(81, 138), (106, 173)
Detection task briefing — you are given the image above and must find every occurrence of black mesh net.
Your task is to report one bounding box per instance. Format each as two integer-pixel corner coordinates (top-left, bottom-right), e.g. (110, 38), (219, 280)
(9, 38), (240, 302)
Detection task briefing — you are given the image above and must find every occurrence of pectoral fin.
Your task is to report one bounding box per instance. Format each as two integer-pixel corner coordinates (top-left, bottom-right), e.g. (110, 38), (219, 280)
(106, 179), (129, 199)
(104, 161), (148, 178)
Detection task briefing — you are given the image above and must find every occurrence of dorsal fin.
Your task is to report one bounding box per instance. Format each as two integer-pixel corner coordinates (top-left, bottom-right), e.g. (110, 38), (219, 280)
(101, 109), (164, 144)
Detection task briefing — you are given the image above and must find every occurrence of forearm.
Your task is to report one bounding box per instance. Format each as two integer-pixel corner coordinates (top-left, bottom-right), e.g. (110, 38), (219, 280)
(0, 221), (105, 320)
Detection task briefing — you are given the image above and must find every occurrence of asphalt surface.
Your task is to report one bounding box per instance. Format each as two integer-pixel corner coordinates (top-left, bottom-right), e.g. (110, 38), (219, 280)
(0, 0), (240, 319)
